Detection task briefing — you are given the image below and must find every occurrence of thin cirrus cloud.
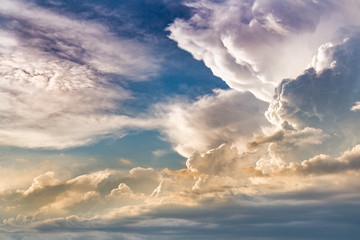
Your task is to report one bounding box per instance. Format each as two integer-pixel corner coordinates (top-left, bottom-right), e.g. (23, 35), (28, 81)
(0, 0), (159, 149)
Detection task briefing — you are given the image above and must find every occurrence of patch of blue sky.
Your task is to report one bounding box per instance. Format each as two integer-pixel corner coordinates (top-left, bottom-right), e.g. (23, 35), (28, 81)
(4, 0), (228, 169)
(0, 130), (186, 173)
(31, 0), (229, 111)
(64, 130), (186, 170)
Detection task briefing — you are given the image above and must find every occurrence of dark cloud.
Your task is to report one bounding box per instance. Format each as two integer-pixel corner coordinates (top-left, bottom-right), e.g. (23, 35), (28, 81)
(27, 197), (360, 240)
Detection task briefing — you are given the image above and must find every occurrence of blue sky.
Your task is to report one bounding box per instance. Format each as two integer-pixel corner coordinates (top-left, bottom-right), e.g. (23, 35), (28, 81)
(1, 0), (360, 239)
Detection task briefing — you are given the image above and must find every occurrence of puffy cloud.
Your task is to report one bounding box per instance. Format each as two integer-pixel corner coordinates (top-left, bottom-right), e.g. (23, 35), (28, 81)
(2, 140), (360, 239)
(23, 171), (60, 195)
(98, 167), (161, 196)
(186, 144), (241, 176)
(266, 30), (360, 157)
(0, 0), (159, 149)
(167, 0), (360, 101)
(277, 144), (360, 176)
(2, 146), (360, 239)
(0, 167), (161, 221)
(156, 89), (271, 157)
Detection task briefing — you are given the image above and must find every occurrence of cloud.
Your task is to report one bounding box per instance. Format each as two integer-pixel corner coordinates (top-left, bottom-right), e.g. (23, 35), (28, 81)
(98, 167), (162, 196)
(0, 0), (159, 79)
(2, 144), (360, 239)
(1, 1), (360, 239)
(167, 0), (360, 101)
(0, 167), (161, 221)
(247, 127), (328, 163)
(276, 144), (360, 176)
(266, 30), (360, 157)
(152, 150), (168, 158)
(186, 144), (242, 176)
(23, 171), (61, 195)
(0, 0), (159, 149)
(156, 89), (271, 157)
(119, 158), (133, 166)
(350, 101), (360, 111)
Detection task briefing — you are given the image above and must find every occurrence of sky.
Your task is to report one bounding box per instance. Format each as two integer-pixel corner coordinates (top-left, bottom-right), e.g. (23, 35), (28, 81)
(1, 0), (360, 239)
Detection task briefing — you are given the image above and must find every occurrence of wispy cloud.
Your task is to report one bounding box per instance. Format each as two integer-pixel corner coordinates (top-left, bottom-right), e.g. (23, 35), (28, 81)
(0, 0), (160, 149)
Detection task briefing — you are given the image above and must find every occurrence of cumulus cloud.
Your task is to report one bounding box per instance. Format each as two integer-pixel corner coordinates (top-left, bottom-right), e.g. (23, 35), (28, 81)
(0, 0), (159, 149)
(167, 0), (360, 101)
(187, 144), (241, 176)
(0, 167), (161, 221)
(266, 30), (360, 157)
(156, 89), (271, 157)
(279, 144), (360, 176)
(2, 142), (360, 239)
(5, 140), (358, 225)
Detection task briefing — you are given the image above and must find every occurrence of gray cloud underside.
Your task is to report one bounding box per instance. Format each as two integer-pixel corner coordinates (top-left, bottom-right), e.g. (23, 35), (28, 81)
(2, 200), (354, 240)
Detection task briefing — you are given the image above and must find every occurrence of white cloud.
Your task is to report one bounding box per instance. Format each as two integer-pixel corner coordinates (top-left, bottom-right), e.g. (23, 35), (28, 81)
(266, 30), (360, 157)
(167, 0), (360, 102)
(351, 101), (360, 112)
(0, 0), (159, 79)
(156, 89), (271, 157)
(0, 0), (160, 149)
(186, 144), (241, 176)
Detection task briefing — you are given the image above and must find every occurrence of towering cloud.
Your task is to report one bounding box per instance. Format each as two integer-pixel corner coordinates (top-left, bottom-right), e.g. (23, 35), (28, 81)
(168, 0), (360, 101)
(267, 29), (360, 157)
